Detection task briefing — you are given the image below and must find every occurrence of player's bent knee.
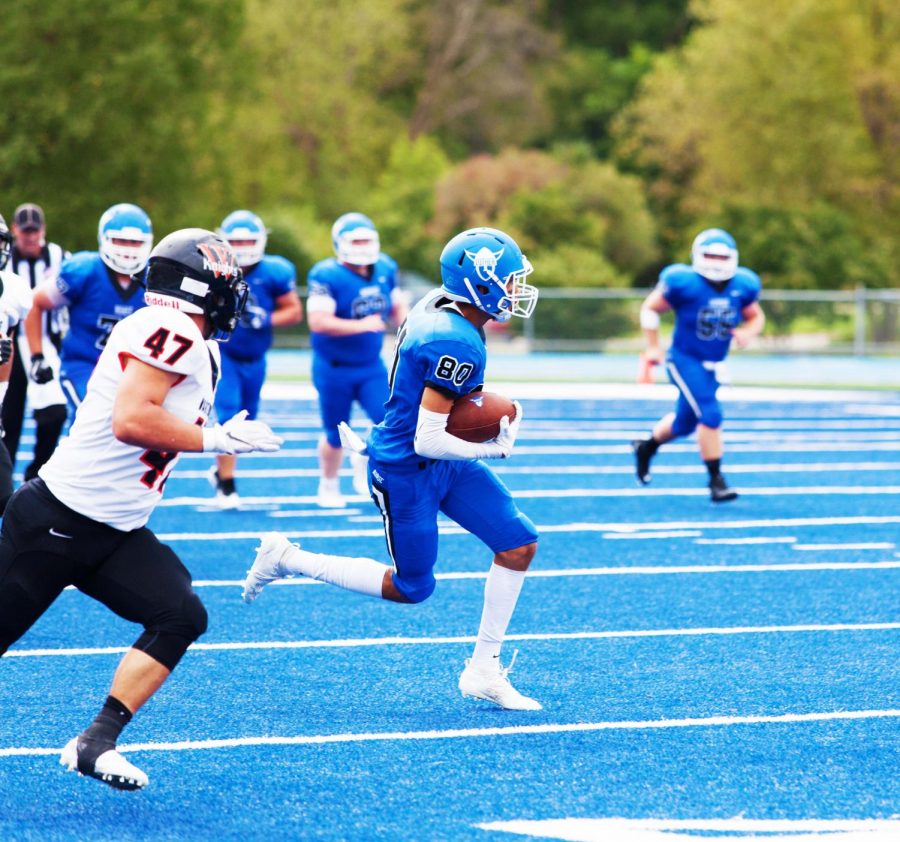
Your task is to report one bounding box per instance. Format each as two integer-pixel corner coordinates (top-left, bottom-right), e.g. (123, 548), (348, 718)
(671, 414), (698, 438)
(496, 541), (537, 571)
(395, 575), (436, 604)
(132, 592), (208, 670)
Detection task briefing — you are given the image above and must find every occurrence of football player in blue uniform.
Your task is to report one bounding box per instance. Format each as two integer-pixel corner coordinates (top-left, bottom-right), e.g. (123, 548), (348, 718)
(306, 212), (408, 508)
(632, 229), (765, 501)
(27, 203), (153, 411)
(243, 227), (544, 711)
(208, 210), (303, 509)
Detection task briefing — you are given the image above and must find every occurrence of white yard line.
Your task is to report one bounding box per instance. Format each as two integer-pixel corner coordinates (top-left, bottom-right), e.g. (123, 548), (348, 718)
(3, 708), (898, 759)
(169, 461), (900, 480)
(155, 485), (900, 511)
(154, 515), (900, 542)
(478, 817), (900, 842)
(8, 621), (900, 659)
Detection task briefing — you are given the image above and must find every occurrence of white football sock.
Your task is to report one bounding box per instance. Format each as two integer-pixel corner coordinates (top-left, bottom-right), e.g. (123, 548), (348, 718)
(471, 563), (526, 669)
(281, 545), (387, 598)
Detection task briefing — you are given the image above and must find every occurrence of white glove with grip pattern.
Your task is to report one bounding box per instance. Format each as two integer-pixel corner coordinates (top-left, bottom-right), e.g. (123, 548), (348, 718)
(492, 400), (523, 459)
(202, 410), (283, 454)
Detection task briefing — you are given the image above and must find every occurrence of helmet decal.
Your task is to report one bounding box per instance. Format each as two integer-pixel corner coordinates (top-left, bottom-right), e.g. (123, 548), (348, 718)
(464, 246), (505, 282)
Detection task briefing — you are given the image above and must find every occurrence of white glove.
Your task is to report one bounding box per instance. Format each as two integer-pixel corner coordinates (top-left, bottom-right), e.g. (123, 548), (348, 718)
(338, 421), (367, 455)
(202, 410), (283, 454)
(491, 401), (523, 458)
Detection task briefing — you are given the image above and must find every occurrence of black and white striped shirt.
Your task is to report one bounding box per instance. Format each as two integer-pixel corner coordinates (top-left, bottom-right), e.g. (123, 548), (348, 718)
(9, 242), (70, 348)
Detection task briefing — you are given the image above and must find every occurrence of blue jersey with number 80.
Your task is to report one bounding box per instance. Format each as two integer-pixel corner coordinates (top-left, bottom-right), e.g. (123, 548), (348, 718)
(367, 289), (485, 465)
(660, 264), (761, 362)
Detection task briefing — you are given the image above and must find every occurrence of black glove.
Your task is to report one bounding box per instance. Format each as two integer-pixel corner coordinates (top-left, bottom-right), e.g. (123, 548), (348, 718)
(0, 338), (12, 366)
(29, 353), (54, 384)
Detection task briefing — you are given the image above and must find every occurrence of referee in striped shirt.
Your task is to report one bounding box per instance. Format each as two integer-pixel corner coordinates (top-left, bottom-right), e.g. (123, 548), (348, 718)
(1, 203), (70, 481)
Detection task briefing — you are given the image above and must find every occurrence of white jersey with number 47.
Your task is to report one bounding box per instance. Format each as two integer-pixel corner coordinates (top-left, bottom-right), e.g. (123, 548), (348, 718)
(40, 306), (220, 530)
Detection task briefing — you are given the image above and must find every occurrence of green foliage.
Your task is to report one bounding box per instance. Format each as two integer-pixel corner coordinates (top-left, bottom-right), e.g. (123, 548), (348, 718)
(546, 0), (692, 54)
(615, 0), (899, 285)
(367, 135), (451, 275)
(714, 202), (894, 290)
(0, 0), (243, 247)
(431, 148), (658, 284)
(1, 0), (893, 302)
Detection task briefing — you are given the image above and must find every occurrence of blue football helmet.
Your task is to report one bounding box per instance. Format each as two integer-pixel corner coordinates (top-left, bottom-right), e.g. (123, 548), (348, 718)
(0, 214), (11, 271)
(439, 227), (537, 322)
(98, 203), (153, 275)
(332, 212), (380, 266)
(219, 210), (268, 268)
(692, 228), (738, 282)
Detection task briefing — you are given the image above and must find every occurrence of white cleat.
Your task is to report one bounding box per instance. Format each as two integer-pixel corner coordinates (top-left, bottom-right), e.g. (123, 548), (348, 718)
(350, 451), (370, 497)
(458, 652), (542, 711)
(316, 478), (346, 509)
(60, 737), (148, 791)
(242, 532), (297, 603)
(214, 489), (241, 510)
(208, 467), (241, 510)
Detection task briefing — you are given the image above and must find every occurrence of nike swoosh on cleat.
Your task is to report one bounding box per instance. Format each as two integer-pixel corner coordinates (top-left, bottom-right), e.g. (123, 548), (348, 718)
(49, 528), (74, 539)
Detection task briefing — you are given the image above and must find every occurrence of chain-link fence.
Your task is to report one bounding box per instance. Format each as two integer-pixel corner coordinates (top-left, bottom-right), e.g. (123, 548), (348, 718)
(274, 285), (900, 355)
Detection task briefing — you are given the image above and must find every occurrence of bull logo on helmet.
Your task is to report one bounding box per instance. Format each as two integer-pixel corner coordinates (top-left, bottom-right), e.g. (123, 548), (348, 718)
(464, 246), (504, 282)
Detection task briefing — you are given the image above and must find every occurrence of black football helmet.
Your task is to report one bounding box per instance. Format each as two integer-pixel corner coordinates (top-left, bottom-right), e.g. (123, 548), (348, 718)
(143, 228), (248, 341)
(0, 214), (12, 271)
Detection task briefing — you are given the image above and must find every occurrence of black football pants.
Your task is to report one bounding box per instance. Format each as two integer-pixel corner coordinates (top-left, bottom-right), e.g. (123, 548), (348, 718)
(0, 479), (207, 669)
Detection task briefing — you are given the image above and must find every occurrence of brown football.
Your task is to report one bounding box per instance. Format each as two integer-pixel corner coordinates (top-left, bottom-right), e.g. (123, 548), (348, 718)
(446, 391), (516, 443)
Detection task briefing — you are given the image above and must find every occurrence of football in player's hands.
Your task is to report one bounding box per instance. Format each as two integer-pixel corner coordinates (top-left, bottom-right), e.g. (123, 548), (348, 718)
(446, 391), (517, 443)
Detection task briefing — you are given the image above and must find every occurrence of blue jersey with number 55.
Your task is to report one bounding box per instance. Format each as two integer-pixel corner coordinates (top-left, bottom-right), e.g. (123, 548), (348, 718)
(56, 251), (146, 371)
(660, 264), (761, 362)
(367, 289), (485, 465)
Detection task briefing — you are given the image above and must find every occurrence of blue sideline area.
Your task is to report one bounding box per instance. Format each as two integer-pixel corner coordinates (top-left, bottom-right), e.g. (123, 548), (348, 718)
(266, 348), (900, 389)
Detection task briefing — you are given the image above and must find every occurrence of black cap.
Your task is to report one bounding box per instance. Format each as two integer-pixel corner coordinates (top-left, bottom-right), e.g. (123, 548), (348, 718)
(13, 203), (45, 231)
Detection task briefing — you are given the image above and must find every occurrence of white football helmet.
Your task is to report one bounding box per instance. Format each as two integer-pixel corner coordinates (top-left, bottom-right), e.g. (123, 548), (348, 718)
(98, 203), (153, 275)
(332, 212), (380, 267)
(219, 210), (268, 268)
(691, 228), (738, 282)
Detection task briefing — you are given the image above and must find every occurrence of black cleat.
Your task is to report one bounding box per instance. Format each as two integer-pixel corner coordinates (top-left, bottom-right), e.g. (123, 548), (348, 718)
(631, 439), (653, 485)
(709, 474), (739, 503)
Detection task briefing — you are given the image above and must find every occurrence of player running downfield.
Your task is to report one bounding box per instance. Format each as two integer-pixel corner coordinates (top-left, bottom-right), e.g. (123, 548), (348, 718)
(307, 212), (408, 508)
(208, 210), (303, 509)
(27, 203), (153, 412)
(632, 228), (765, 501)
(0, 229), (282, 791)
(244, 227), (543, 711)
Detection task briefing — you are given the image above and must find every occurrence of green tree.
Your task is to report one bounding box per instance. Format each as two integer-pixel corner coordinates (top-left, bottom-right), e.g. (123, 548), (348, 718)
(0, 0), (244, 248)
(615, 0), (899, 286)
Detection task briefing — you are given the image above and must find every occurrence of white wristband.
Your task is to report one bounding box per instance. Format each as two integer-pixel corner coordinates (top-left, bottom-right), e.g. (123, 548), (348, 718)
(414, 406), (503, 461)
(640, 308), (661, 330)
(202, 425), (227, 453)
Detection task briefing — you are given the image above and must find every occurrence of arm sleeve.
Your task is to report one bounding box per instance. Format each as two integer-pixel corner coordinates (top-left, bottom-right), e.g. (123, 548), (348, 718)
(414, 406), (505, 461)
(306, 267), (337, 314)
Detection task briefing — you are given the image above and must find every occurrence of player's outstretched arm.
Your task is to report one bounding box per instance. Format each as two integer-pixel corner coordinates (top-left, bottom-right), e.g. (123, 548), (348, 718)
(112, 358), (283, 454)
